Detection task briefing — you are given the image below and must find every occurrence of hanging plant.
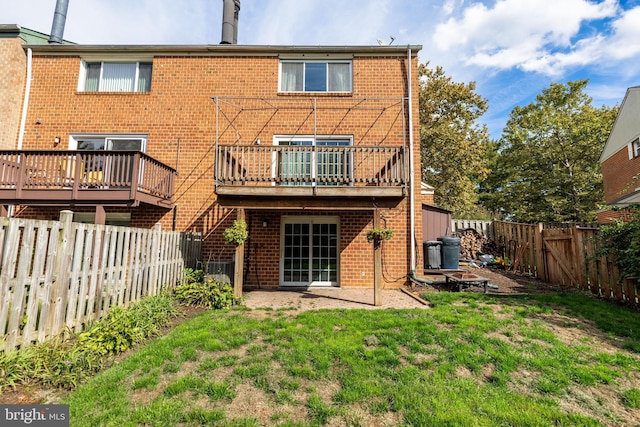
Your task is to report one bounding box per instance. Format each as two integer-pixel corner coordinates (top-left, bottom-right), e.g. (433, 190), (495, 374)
(223, 219), (248, 246)
(366, 227), (394, 243)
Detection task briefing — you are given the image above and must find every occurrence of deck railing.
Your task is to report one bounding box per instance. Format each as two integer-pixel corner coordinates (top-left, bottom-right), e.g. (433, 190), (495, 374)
(216, 145), (405, 187)
(0, 150), (175, 205)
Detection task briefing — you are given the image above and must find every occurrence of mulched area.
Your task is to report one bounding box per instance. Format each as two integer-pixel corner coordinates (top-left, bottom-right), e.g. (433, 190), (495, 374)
(411, 265), (563, 295)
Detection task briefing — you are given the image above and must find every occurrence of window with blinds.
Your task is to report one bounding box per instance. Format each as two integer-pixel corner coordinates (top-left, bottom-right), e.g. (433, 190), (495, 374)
(279, 61), (352, 93)
(81, 61), (152, 92)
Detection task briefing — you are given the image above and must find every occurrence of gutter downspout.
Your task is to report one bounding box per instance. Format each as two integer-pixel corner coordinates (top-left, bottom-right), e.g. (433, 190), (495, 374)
(17, 48), (32, 150)
(407, 46), (416, 273)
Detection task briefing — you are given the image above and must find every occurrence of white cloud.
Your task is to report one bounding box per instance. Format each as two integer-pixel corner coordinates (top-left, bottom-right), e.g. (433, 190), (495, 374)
(433, 0), (619, 75)
(606, 6), (640, 59)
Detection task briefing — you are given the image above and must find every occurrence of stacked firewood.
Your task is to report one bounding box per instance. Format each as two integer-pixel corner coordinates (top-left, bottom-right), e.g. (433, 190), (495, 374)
(453, 228), (500, 260)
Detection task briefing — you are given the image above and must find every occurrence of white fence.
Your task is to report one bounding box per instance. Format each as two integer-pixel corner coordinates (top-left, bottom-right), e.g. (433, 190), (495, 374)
(0, 211), (201, 352)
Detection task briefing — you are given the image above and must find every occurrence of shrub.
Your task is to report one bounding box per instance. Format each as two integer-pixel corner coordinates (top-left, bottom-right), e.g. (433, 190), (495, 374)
(79, 295), (178, 356)
(0, 295), (178, 392)
(174, 277), (239, 309)
(183, 268), (205, 284)
(595, 208), (640, 280)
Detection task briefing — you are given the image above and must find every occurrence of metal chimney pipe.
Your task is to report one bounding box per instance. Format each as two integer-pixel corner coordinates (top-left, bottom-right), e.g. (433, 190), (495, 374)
(221, 0), (240, 44)
(233, 0), (240, 44)
(48, 0), (69, 44)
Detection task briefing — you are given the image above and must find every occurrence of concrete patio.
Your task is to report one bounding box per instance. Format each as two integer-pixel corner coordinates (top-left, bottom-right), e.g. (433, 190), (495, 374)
(243, 287), (429, 311)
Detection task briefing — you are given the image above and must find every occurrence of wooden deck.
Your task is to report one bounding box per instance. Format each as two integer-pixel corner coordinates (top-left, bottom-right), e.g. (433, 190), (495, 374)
(215, 145), (406, 198)
(0, 150), (175, 208)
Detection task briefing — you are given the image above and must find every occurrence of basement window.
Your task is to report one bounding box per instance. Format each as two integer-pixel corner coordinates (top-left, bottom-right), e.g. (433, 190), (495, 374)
(79, 61), (152, 92)
(279, 60), (352, 93)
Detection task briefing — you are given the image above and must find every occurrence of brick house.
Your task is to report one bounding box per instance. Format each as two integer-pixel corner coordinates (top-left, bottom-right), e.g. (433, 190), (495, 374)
(0, 33), (424, 290)
(0, 25), (63, 150)
(598, 86), (640, 224)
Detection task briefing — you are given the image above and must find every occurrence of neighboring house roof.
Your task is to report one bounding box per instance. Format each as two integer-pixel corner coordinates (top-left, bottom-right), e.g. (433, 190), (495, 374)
(0, 24), (73, 44)
(600, 86), (640, 163)
(421, 182), (434, 195)
(421, 203), (451, 214)
(607, 188), (640, 206)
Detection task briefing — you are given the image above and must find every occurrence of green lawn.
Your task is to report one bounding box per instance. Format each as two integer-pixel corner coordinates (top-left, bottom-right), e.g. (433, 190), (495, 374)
(65, 292), (640, 426)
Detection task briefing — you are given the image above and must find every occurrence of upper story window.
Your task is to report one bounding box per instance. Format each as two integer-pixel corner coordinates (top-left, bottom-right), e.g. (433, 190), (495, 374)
(279, 61), (352, 93)
(80, 61), (152, 92)
(633, 138), (640, 158)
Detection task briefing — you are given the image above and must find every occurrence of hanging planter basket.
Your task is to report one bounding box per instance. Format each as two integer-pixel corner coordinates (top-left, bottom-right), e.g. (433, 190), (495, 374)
(366, 227), (394, 243)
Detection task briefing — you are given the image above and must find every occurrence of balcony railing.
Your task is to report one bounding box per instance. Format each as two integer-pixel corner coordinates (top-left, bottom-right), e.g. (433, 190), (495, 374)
(216, 145), (406, 197)
(0, 150), (175, 207)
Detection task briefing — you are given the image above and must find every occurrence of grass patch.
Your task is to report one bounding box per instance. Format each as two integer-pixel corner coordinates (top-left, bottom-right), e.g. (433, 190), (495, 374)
(622, 388), (640, 409)
(60, 292), (640, 426)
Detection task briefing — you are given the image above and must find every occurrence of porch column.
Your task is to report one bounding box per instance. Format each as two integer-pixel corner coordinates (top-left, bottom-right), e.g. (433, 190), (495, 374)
(233, 208), (245, 299)
(95, 205), (106, 225)
(373, 209), (382, 307)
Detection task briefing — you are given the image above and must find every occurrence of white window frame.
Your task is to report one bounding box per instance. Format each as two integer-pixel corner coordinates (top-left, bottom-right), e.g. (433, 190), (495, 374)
(279, 215), (340, 287)
(634, 138), (640, 158)
(78, 60), (153, 92)
(271, 135), (353, 186)
(279, 60), (352, 93)
(68, 134), (148, 186)
(69, 134), (147, 152)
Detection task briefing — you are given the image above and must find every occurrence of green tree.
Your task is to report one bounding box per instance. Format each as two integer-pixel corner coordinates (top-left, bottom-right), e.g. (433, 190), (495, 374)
(419, 63), (491, 217)
(481, 80), (618, 223)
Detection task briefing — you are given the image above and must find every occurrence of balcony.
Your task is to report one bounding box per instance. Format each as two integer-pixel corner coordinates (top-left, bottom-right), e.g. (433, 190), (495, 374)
(215, 145), (406, 208)
(0, 150), (175, 208)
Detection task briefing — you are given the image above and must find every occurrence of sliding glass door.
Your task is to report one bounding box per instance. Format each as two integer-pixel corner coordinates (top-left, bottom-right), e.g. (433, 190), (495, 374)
(281, 217), (339, 287)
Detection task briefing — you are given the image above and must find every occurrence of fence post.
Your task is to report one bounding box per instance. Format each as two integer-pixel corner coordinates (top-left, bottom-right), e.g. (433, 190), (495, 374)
(149, 223), (161, 295)
(49, 210), (74, 337)
(572, 227), (586, 289)
(535, 223), (546, 281)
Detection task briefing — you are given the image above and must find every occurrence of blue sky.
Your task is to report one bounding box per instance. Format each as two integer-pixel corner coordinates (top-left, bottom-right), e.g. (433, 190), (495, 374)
(4, 0), (640, 138)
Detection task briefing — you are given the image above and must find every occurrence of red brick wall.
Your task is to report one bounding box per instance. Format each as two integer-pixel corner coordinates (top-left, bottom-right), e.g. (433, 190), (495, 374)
(242, 208), (412, 289)
(18, 50), (422, 288)
(601, 146), (640, 204)
(597, 208), (636, 225)
(0, 38), (26, 149)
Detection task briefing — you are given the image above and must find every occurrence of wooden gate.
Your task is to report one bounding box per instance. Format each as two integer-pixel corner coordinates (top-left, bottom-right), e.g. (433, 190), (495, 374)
(542, 227), (580, 286)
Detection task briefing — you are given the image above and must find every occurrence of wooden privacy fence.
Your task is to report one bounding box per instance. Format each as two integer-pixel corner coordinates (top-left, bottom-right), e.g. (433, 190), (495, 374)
(0, 211), (202, 352)
(492, 221), (638, 306)
(451, 219), (493, 236)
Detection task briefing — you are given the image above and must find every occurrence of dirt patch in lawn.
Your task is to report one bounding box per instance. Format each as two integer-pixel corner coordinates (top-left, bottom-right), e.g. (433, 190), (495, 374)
(411, 265), (562, 296)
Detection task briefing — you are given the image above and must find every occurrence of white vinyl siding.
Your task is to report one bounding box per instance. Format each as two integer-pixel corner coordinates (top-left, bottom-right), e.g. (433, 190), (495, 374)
(280, 61), (352, 93)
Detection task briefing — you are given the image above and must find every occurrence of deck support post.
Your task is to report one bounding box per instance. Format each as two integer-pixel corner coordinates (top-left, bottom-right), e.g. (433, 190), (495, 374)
(95, 205), (106, 225)
(233, 208), (245, 299)
(374, 209), (382, 307)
